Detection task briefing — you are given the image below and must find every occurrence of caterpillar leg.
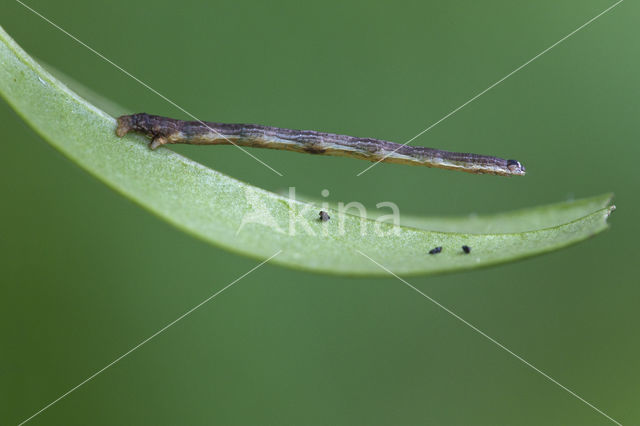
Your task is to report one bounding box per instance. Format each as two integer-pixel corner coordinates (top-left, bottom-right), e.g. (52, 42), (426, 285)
(150, 136), (168, 150)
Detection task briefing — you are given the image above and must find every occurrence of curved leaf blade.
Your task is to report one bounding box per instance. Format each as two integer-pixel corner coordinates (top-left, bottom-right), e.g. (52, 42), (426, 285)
(0, 27), (614, 276)
(292, 192), (613, 234)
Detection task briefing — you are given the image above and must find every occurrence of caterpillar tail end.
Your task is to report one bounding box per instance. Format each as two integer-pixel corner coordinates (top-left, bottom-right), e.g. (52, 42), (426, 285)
(115, 115), (133, 138)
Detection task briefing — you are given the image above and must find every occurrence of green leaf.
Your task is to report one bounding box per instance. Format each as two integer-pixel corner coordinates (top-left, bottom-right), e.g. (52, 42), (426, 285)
(0, 26), (615, 276)
(400, 194), (613, 233)
(292, 192), (613, 234)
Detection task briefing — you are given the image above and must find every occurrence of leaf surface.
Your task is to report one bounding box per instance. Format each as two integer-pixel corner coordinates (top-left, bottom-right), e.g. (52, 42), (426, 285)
(0, 27), (614, 276)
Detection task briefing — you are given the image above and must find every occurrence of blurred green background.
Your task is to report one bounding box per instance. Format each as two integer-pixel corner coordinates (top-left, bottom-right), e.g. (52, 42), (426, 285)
(1, 0), (638, 424)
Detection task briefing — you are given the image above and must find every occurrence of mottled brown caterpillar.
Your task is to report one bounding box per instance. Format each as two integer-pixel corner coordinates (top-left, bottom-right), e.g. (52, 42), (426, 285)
(116, 113), (525, 176)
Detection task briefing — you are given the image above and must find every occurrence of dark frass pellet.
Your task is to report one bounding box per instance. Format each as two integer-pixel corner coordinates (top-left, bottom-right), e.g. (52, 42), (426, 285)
(429, 246), (442, 255)
(319, 211), (330, 222)
(462, 245), (471, 254)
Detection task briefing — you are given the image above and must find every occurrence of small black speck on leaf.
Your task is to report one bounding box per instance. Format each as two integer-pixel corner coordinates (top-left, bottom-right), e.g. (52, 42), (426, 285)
(462, 245), (471, 254)
(429, 246), (442, 255)
(319, 211), (330, 222)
